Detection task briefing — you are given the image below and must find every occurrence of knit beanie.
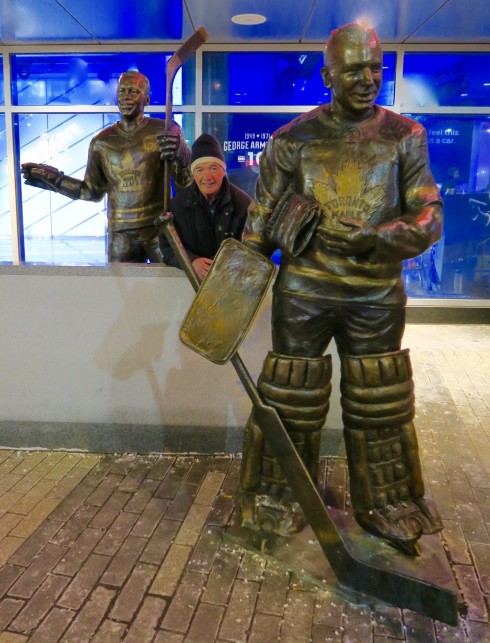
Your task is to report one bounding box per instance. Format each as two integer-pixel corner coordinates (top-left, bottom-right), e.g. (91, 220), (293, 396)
(190, 133), (226, 173)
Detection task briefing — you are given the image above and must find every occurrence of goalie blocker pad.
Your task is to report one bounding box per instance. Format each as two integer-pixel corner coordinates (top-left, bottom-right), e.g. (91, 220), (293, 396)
(180, 238), (275, 365)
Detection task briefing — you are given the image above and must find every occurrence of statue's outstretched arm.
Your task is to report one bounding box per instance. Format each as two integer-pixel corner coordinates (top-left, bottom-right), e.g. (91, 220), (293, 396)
(21, 162), (82, 199)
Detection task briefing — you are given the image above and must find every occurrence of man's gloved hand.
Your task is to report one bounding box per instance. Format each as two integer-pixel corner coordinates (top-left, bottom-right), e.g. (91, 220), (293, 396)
(21, 162), (64, 192)
(157, 133), (190, 168)
(317, 218), (376, 257)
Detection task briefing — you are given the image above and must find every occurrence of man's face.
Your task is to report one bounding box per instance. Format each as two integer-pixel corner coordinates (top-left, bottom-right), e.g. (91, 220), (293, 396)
(117, 75), (149, 120)
(193, 161), (226, 201)
(322, 30), (382, 120)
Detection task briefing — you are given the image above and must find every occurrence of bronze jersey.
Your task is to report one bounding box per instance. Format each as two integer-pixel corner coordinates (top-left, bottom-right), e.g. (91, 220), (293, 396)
(80, 117), (187, 231)
(244, 105), (442, 307)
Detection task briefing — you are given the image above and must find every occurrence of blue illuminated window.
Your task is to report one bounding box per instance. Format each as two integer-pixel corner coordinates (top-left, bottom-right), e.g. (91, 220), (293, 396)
(403, 53), (490, 107)
(203, 112), (302, 197)
(11, 53), (196, 107)
(203, 52), (396, 106)
(402, 114), (490, 300)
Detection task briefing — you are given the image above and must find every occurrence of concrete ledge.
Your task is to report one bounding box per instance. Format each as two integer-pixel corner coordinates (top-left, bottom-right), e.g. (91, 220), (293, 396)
(0, 421), (345, 457)
(406, 305), (490, 324)
(5, 264), (483, 456)
(0, 263), (186, 277)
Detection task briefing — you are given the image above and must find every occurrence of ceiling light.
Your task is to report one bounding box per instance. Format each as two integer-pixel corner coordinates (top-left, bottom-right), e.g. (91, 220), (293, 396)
(231, 14), (266, 26)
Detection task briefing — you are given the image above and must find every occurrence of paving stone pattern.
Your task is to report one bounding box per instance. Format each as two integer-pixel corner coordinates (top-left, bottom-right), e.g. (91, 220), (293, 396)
(0, 332), (488, 641)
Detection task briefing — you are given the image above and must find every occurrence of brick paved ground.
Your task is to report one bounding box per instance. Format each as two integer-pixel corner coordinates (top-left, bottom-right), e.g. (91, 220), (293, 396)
(0, 324), (488, 642)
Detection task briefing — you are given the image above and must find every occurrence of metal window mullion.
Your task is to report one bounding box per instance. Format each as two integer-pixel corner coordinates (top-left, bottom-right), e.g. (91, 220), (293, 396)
(194, 46), (204, 139)
(3, 48), (23, 264)
(393, 46), (405, 114)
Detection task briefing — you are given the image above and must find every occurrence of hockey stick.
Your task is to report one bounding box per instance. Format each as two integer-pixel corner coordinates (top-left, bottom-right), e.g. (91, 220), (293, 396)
(163, 26), (209, 210)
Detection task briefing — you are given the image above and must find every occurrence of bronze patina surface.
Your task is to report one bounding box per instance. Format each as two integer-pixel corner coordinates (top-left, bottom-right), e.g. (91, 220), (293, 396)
(239, 22), (444, 556)
(156, 20), (458, 626)
(21, 72), (191, 263)
(160, 212), (459, 626)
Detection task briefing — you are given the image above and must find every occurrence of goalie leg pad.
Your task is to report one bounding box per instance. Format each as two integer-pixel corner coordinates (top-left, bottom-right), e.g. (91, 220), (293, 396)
(238, 352), (331, 536)
(341, 350), (442, 553)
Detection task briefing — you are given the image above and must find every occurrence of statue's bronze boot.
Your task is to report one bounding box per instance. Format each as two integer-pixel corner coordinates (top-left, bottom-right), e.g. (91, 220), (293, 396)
(341, 349), (443, 556)
(238, 352), (332, 537)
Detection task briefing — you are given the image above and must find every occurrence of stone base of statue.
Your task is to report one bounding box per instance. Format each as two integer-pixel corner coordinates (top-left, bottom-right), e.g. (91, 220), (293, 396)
(225, 489), (462, 626)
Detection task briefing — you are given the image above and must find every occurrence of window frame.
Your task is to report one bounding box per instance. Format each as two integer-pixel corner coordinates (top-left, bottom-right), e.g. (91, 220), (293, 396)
(1, 41), (489, 306)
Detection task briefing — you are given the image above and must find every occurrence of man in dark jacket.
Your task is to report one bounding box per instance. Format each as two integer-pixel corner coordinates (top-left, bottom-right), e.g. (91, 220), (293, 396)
(161, 133), (251, 280)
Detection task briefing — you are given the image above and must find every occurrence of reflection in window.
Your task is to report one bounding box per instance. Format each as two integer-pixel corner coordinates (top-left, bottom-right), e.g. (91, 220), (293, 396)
(403, 115), (490, 300)
(203, 52), (395, 107)
(403, 53), (490, 108)
(11, 53), (195, 107)
(17, 112), (195, 264)
(0, 114), (12, 262)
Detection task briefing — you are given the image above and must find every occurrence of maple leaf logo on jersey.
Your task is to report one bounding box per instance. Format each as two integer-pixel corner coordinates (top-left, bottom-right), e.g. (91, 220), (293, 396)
(109, 149), (143, 192)
(311, 160), (384, 230)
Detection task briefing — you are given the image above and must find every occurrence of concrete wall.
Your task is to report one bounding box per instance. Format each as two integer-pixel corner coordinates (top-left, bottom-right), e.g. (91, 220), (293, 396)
(0, 264), (343, 454)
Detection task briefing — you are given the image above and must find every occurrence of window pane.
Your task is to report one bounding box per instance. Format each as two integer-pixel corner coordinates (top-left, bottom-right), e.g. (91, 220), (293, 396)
(203, 51), (395, 106)
(380, 53), (396, 107)
(18, 113), (115, 264)
(203, 112), (302, 197)
(0, 114), (12, 262)
(173, 113), (195, 150)
(402, 114), (490, 300)
(11, 53), (195, 106)
(402, 53), (490, 108)
(17, 112), (194, 264)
